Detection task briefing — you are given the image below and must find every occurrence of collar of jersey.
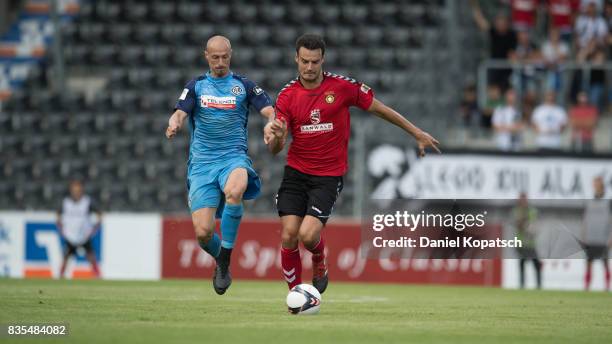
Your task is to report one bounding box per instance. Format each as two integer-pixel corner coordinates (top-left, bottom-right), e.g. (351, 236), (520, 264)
(206, 71), (233, 81)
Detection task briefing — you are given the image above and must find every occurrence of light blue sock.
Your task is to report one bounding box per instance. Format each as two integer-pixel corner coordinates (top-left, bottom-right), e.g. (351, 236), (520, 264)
(198, 232), (221, 258)
(220, 203), (243, 249)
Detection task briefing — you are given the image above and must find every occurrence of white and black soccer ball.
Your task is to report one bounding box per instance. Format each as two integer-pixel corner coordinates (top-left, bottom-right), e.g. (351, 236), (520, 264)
(286, 284), (321, 315)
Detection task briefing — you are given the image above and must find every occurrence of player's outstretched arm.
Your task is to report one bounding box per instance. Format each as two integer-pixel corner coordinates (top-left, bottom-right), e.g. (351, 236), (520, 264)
(165, 110), (188, 139)
(367, 98), (441, 157)
(264, 118), (287, 155)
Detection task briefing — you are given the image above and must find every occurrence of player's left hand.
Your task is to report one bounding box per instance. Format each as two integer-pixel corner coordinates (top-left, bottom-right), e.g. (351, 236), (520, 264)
(415, 131), (441, 157)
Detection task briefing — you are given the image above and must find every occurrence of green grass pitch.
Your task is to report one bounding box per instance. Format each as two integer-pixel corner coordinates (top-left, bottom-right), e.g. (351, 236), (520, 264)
(1, 278), (611, 344)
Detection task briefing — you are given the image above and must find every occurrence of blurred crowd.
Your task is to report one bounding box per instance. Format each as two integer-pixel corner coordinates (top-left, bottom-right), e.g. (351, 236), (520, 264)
(461, 0), (612, 152)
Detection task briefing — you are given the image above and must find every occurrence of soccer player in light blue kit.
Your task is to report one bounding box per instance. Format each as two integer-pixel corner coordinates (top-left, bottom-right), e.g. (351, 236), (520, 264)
(166, 36), (275, 294)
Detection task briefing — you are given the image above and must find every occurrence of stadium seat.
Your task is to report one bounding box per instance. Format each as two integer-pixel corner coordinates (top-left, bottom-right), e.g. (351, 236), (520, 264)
(253, 49), (282, 67)
(187, 24), (215, 46)
(176, 2), (204, 23)
(340, 4), (368, 24)
(124, 2), (148, 23)
(354, 26), (384, 46)
(202, 3), (230, 23)
(117, 46), (144, 66)
(259, 4), (285, 24)
(127, 68), (155, 88)
(230, 47), (255, 69)
(325, 26), (353, 47)
(231, 3), (257, 24)
(269, 26), (297, 46)
(160, 24), (187, 44)
(144, 45), (170, 66)
(90, 45), (118, 66)
(133, 24), (159, 44)
(77, 23), (105, 44)
(286, 5), (313, 23)
(150, 2), (176, 23)
(313, 5), (340, 24)
(94, 2), (121, 23)
(242, 25), (271, 45)
(369, 3), (398, 24)
(106, 24), (132, 44)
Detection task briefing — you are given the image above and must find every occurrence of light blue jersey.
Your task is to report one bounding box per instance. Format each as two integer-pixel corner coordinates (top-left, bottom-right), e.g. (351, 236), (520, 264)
(175, 71), (272, 213)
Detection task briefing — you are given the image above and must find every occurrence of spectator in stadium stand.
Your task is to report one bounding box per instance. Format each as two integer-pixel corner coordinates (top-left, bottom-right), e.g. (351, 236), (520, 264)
(548, 0), (581, 43)
(569, 91), (598, 151)
(56, 179), (102, 279)
(492, 88), (524, 151)
(459, 84), (481, 128)
(531, 90), (568, 151)
(541, 28), (570, 94)
(507, 0), (540, 31)
(512, 192), (541, 289)
(470, 0), (517, 91)
(482, 85), (504, 129)
(581, 176), (611, 291)
(575, 0), (608, 63)
(510, 30), (541, 117)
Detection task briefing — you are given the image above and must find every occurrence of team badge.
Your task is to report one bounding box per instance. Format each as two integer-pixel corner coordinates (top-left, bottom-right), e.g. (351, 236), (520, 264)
(325, 94), (335, 104)
(360, 84), (371, 94)
(231, 85), (243, 95)
(253, 86), (264, 95)
(310, 109), (321, 124)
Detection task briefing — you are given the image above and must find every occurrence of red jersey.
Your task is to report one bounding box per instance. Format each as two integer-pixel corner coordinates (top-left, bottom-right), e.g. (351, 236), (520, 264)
(275, 72), (374, 176)
(510, 0), (539, 30)
(549, 0), (580, 32)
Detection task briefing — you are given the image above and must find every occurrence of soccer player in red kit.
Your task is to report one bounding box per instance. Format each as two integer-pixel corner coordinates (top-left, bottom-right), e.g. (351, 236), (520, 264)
(264, 34), (440, 293)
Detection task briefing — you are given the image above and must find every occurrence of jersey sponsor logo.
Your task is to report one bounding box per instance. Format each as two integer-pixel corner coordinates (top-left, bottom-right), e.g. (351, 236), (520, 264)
(300, 123), (334, 133)
(231, 85), (243, 96)
(360, 84), (371, 94)
(179, 88), (189, 100)
(200, 95), (237, 109)
(253, 86), (264, 95)
(310, 109), (321, 124)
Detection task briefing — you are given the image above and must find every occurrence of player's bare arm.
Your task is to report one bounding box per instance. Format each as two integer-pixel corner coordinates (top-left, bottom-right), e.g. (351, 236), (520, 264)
(165, 109), (188, 139)
(264, 118), (287, 155)
(367, 98), (441, 157)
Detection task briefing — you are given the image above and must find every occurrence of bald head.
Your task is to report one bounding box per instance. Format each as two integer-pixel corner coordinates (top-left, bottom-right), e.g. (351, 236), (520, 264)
(205, 35), (232, 77)
(206, 35), (232, 52)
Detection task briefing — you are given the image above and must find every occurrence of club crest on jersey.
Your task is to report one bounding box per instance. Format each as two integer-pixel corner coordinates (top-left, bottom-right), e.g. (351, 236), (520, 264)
(302, 108), (333, 133)
(231, 85), (243, 96)
(200, 95), (237, 109)
(325, 94), (335, 104)
(310, 109), (321, 124)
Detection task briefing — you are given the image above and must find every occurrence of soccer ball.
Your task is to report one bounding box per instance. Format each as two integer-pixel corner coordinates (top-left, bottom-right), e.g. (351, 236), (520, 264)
(286, 284), (321, 315)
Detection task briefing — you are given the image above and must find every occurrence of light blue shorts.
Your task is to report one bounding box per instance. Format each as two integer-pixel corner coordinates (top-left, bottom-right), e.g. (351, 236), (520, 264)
(187, 156), (261, 215)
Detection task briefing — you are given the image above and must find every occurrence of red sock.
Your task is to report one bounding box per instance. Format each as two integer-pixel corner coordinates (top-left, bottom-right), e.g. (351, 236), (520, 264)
(585, 263), (592, 291)
(91, 260), (100, 278)
(281, 247), (302, 289)
(307, 236), (326, 264)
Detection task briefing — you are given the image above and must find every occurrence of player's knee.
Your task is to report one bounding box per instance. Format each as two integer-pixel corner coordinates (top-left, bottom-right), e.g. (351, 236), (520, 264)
(224, 187), (244, 204)
(281, 228), (299, 249)
(193, 222), (214, 243)
(298, 228), (319, 247)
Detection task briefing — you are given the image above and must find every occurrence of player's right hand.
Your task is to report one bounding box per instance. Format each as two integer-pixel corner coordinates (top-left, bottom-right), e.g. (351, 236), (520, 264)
(264, 118), (287, 144)
(166, 125), (178, 139)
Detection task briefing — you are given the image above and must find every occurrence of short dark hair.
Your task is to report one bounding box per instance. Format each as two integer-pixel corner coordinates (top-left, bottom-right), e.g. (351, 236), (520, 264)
(295, 34), (325, 56)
